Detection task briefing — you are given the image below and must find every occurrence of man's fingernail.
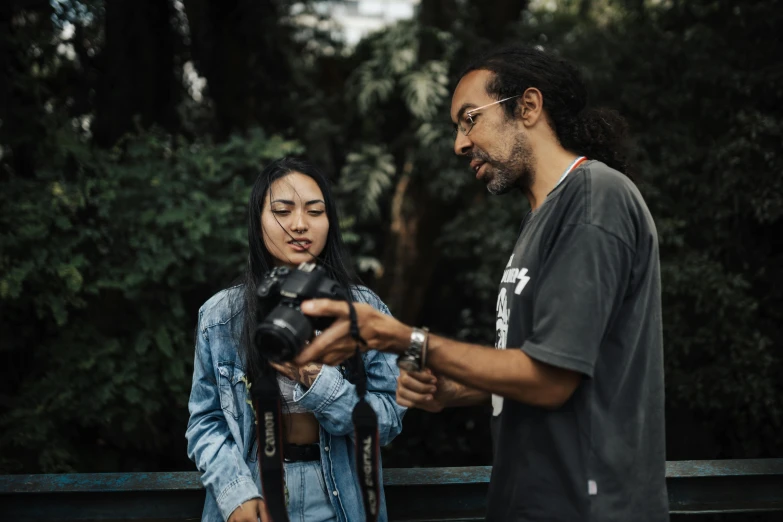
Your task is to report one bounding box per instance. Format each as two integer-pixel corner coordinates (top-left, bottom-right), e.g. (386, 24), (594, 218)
(302, 301), (313, 312)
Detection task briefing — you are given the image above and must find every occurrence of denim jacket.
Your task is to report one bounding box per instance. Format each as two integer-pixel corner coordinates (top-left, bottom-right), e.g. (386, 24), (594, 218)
(186, 285), (406, 522)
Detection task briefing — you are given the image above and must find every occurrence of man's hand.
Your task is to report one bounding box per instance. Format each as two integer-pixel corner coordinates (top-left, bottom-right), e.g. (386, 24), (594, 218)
(228, 498), (270, 522)
(269, 361), (323, 389)
(396, 369), (465, 413)
(294, 299), (410, 366)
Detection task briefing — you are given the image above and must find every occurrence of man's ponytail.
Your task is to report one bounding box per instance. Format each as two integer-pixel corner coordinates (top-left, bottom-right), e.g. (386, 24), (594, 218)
(561, 107), (634, 179)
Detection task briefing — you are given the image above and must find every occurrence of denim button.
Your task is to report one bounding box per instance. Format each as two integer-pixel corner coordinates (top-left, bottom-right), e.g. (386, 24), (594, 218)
(324, 446), (330, 452)
(333, 490), (339, 496)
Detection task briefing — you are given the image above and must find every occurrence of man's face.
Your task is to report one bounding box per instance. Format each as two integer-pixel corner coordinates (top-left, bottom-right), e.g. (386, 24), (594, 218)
(450, 70), (534, 195)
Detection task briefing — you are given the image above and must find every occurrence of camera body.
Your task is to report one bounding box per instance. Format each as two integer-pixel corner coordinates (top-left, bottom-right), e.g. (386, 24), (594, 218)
(255, 262), (346, 363)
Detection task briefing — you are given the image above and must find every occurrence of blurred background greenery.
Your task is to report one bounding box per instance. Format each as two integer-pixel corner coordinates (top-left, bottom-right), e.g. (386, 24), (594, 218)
(1, 0), (781, 479)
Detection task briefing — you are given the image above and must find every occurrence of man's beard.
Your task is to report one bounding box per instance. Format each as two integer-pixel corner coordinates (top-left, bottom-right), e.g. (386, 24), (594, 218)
(475, 134), (534, 195)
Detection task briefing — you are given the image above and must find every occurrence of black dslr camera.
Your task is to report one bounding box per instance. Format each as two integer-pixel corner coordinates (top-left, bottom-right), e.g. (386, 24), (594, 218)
(255, 262), (347, 363)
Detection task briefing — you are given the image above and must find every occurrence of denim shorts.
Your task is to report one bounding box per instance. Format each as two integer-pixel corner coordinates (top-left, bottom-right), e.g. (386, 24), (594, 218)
(284, 460), (337, 522)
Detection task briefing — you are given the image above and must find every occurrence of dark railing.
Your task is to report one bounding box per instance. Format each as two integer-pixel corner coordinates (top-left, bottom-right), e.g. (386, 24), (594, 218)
(1, 459), (782, 521)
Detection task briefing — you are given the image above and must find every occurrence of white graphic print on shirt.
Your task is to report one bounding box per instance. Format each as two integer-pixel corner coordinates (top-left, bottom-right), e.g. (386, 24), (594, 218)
(500, 254), (531, 295)
(493, 287), (510, 416)
(492, 254), (516, 416)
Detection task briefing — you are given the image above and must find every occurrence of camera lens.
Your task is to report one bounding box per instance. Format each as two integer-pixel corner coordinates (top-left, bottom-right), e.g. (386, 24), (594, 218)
(254, 305), (313, 363)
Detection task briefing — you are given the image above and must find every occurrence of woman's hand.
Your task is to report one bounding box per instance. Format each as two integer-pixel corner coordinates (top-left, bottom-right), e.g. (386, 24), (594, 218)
(269, 361), (324, 389)
(227, 498), (270, 522)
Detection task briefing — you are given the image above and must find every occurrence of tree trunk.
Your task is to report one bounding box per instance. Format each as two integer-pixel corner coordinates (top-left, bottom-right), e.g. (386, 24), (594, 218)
(376, 157), (458, 324)
(376, 0), (528, 323)
(468, 0), (529, 43)
(0, 0), (54, 178)
(579, 0), (593, 18)
(182, 0), (293, 138)
(92, 0), (181, 148)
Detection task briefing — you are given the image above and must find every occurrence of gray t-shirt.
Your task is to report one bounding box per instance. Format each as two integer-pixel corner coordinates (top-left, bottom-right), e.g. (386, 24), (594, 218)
(486, 160), (668, 521)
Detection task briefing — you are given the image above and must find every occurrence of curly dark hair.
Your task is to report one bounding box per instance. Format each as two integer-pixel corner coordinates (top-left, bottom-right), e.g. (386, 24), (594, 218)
(461, 45), (634, 178)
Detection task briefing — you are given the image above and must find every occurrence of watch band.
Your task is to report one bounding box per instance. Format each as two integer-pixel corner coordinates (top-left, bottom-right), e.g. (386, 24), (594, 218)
(397, 327), (429, 372)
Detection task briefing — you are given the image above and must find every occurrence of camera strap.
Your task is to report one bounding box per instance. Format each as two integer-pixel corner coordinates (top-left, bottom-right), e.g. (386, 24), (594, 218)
(252, 374), (289, 522)
(347, 301), (381, 522)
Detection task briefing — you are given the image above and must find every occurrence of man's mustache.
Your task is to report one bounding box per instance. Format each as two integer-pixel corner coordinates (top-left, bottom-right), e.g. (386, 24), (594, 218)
(467, 149), (492, 163)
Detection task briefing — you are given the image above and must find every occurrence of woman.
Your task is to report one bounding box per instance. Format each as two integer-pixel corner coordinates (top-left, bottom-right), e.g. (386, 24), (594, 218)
(186, 157), (405, 522)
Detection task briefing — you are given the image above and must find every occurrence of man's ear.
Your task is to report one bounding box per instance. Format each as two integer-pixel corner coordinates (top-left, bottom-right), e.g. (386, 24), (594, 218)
(518, 87), (544, 127)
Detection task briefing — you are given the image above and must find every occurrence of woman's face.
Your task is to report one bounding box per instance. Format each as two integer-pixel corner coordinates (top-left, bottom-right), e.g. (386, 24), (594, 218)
(261, 172), (330, 268)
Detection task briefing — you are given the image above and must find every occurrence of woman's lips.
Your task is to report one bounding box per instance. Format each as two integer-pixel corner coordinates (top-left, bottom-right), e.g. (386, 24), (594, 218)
(288, 240), (311, 252)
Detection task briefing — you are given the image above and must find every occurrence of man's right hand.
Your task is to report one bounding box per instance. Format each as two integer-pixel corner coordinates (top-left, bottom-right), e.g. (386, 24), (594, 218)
(396, 368), (459, 412)
(228, 498), (270, 522)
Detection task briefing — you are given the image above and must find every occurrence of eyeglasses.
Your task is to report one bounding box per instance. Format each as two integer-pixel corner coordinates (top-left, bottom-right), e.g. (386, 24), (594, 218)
(455, 95), (522, 136)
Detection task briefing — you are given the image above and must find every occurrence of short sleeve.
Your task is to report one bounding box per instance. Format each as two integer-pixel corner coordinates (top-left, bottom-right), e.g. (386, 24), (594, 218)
(521, 223), (633, 378)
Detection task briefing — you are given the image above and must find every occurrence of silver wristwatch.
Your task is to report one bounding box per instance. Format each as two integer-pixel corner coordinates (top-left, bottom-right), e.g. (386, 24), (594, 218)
(397, 327), (429, 372)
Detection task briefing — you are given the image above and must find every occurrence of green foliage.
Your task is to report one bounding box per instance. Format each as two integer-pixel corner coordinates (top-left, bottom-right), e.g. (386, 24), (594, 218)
(2, 0), (781, 475)
(338, 145), (396, 220)
(347, 21), (457, 127)
(342, 19), (470, 212)
(0, 127), (300, 472)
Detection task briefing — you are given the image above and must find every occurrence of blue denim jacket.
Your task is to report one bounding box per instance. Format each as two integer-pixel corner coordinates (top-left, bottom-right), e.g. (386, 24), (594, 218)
(186, 285), (406, 521)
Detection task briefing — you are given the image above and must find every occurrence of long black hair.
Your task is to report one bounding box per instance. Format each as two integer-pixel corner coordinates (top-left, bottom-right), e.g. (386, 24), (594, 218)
(238, 156), (360, 383)
(461, 45), (634, 178)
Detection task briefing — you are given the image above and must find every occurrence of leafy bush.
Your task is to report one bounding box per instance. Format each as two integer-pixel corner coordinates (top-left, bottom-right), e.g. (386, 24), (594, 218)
(0, 127), (300, 472)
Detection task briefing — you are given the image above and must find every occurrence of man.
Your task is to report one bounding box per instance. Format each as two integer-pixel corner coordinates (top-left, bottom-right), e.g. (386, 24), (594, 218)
(295, 45), (668, 521)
